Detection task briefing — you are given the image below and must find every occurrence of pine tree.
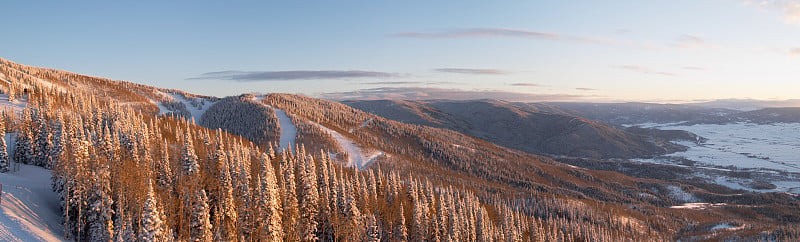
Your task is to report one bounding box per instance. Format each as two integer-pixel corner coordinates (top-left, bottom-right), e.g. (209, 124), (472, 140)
(0, 116), (8, 172)
(212, 137), (238, 241)
(299, 155), (319, 241)
(280, 155), (299, 240)
(257, 152), (283, 241)
(181, 129), (199, 176)
(33, 115), (50, 167)
(190, 189), (213, 242)
(87, 161), (114, 241)
(14, 119), (33, 165)
(157, 140), (173, 189)
(365, 213), (381, 242)
(395, 204), (409, 241)
(139, 180), (166, 241)
(47, 118), (64, 169)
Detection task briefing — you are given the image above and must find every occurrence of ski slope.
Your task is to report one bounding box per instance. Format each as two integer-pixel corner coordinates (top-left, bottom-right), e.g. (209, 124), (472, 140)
(0, 164), (64, 241)
(152, 91), (216, 121)
(314, 123), (383, 169)
(273, 108), (297, 152)
(251, 95), (297, 152)
(167, 93), (215, 121)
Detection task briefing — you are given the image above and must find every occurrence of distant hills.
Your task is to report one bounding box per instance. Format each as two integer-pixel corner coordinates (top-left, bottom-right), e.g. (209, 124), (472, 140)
(344, 99), (685, 159)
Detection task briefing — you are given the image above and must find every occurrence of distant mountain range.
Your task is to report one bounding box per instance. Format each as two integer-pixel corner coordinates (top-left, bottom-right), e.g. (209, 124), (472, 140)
(344, 99), (686, 159)
(548, 102), (800, 125)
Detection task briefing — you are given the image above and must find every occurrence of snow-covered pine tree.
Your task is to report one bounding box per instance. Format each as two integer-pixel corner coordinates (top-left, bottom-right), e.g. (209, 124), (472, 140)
(14, 109), (34, 165)
(364, 213), (381, 242)
(181, 128), (199, 176)
(256, 152), (283, 241)
(298, 155), (319, 241)
(395, 203), (408, 241)
(87, 161), (114, 241)
(157, 140), (173, 189)
(33, 114), (50, 167)
(189, 189), (213, 242)
(212, 135), (238, 241)
(139, 180), (167, 241)
(47, 116), (64, 169)
(0, 115), (8, 172)
(280, 154), (299, 241)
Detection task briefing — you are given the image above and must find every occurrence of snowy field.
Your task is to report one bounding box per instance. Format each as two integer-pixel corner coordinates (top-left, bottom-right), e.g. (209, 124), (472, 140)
(634, 122), (800, 193)
(0, 164), (64, 241)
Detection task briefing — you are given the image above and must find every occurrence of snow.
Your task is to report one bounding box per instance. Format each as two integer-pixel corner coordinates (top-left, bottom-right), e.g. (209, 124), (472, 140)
(669, 203), (726, 210)
(248, 95), (297, 152)
(710, 223), (744, 231)
(153, 91), (215, 121)
(313, 123), (383, 169)
(634, 122), (800, 193)
(0, 94), (27, 117)
(647, 123), (800, 172)
(666, 185), (698, 203)
(273, 108), (297, 152)
(168, 93), (215, 121)
(0, 164), (65, 241)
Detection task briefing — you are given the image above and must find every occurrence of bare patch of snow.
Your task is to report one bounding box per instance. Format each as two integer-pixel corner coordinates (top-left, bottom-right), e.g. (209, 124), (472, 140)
(0, 164), (65, 241)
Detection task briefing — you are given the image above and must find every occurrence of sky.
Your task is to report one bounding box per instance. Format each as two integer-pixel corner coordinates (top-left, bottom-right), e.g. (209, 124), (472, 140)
(2, 0), (800, 103)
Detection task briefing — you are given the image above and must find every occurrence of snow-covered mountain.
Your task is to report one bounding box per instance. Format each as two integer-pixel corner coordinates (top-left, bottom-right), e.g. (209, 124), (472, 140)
(0, 58), (798, 241)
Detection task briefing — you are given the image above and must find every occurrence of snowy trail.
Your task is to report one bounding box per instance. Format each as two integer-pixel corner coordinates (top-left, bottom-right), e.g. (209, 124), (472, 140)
(151, 91), (215, 121)
(0, 164), (65, 242)
(167, 93), (215, 121)
(251, 95), (297, 152)
(314, 123), (383, 169)
(273, 108), (297, 152)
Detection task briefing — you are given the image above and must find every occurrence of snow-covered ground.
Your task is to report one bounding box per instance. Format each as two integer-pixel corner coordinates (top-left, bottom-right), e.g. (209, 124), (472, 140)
(273, 108), (297, 152)
(314, 123), (383, 169)
(634, 122), (800, 193)
(152, 91), (216, 121)
(249, 95), (297, 152)
(168, 93), (215, 121)
(669, 202), (727, 210)
(0, 94), (27, 117)
(0, 164), (64, 241)
(639, 123), (800, 171)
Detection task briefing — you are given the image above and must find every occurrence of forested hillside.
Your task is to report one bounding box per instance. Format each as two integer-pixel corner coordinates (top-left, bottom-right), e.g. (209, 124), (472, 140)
(344, 99), (683, 158)
(0, 58), (798, 241)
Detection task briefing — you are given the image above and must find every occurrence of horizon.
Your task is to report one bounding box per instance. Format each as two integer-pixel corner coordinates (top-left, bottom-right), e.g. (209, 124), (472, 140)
(2, 1), (800, 103)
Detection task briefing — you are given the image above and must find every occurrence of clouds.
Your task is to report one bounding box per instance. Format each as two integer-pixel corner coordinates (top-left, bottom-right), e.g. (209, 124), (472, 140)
(510, 83), (541, 87)
(575, 87), (597, 91)
(617, 65), (677, 76)
(683, 66), (708, 71)
(320, 87), (587, 102)
(790, 47), (800, 56)
(388, 28), (560, 39)
(388, 27), (613, 45)
(747, 0), (800, 25)
(190, 70), (399, 81)
(435, 68), (508, 75)
(672, 35), (718, 50)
